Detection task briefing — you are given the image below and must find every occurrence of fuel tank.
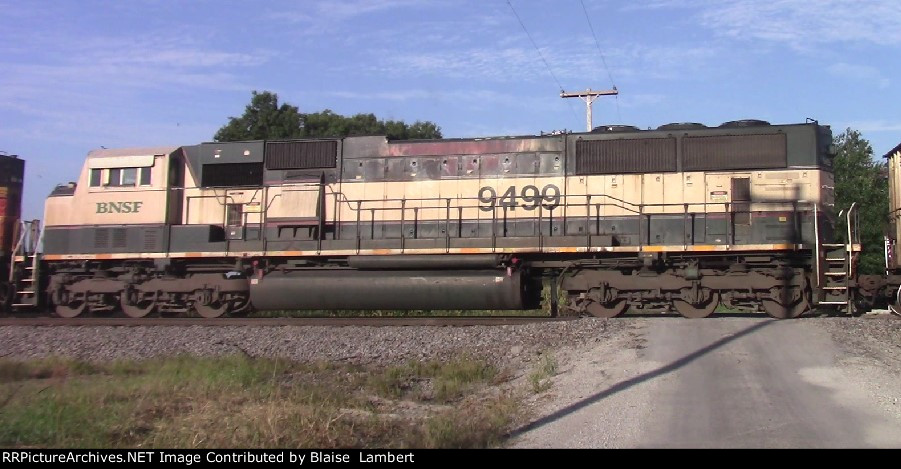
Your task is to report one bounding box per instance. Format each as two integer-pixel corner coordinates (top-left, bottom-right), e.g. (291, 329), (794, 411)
(249, 269), (536, 311)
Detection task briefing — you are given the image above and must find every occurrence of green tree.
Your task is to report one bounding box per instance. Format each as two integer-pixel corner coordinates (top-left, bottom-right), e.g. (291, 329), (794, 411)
(213, 91), (303, 141)
(832, 128), (889, 275)
(214, 91), (442, 141)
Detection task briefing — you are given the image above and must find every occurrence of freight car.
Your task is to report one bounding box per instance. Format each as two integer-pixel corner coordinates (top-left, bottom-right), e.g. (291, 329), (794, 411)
(871, 142), (901, 309)
(5, 119), (869, 319)
(0, 153), (25, 310)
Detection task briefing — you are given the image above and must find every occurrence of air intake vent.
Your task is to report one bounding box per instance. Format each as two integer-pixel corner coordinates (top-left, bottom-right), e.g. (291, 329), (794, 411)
(94, 228), (109, 248)
(112, 228), (127, 249)
(576, 138), (677, 175)
(266, 141), (337, 170)
(144, 229), (158, 251)
(201, 163), (264, 187)
(682, 133), (787, 171)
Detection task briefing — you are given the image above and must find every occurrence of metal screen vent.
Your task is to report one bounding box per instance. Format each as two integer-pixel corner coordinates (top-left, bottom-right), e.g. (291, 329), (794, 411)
(683, 133), (787, 171)
(112, 228), (127, 249)
(94, 228), (109, 248)
(266, 141), (337, 170)
(144, 229), (158, 251)
(575, 138), (677, 175)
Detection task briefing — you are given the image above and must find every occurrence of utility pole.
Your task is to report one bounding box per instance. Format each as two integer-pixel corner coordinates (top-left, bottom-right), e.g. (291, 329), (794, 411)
(560, 87), (618, 132)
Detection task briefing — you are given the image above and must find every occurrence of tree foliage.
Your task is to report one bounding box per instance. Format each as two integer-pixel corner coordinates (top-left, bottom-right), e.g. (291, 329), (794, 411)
(214, 91), (442, 142)
(832, 128), (888, 274)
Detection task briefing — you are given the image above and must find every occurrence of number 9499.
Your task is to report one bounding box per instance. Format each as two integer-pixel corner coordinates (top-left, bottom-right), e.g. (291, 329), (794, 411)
(478, 184), (561, 212)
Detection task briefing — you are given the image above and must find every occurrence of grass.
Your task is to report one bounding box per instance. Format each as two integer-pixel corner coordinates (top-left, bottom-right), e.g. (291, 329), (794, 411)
(528, 352), (558, 394)
(0, 355), (524, 449)
(367, 357), (499, 403)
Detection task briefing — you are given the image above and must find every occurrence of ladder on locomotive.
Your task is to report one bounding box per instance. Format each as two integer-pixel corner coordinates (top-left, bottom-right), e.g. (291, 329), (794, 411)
(9, 219), (42, 310)
(816, 202), (860, 313)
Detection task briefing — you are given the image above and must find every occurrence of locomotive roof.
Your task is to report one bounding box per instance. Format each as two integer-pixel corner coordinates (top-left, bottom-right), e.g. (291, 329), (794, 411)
(87, 146), (180, 159)
(883, 141), (901, 159)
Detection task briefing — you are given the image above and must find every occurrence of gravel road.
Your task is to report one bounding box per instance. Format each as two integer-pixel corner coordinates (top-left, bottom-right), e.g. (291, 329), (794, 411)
(512, 316), (901, 448)
(0, 320), (622, 367)
(2, 315), (899, 448)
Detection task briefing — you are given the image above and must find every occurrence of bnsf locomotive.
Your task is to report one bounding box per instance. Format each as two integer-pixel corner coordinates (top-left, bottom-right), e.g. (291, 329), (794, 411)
(2, 120), (883, 319)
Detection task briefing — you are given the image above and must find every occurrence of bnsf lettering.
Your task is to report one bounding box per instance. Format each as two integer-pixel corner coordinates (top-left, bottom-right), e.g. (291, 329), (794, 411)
(96, 201), (144, 214)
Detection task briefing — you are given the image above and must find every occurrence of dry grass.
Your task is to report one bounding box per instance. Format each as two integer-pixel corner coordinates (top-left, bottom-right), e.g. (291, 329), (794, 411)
(0, 355), (524, 449)
(528, 352), (558, 394)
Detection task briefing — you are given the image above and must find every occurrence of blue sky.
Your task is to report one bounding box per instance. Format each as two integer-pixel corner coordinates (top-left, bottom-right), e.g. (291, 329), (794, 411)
(2, 0), (900, 218)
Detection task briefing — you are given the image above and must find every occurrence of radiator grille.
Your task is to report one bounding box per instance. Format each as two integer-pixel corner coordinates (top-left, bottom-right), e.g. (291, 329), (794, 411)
(94, 228), (109, 248)
(683, 133), (787, 171)
(144, 229), (158, 251)
(112, 228), (127, 249)
(576, 138), (677, 175)
(265, 141), (337, 170)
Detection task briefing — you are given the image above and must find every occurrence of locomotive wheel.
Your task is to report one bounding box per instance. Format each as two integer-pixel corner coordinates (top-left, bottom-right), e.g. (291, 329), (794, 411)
(762, 299), (808, 319)
(585, 299), (628, 318)
(673, 291), (720, 318)
(194, 300), (229, 318)
(229, 295), (252, 316)
(120, 295), (156, 318)
(763, 284), (809, 319)
(55, 300), (87, 318)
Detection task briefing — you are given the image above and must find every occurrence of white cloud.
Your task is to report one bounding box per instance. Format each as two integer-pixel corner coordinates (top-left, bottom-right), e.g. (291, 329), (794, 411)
(327, 90), (433, 101)
(623, 1), (901, 47)
(0, 27), (270, 148)
(367, 40), (721, 86)
(324, 88), (556, 112)
(700, 0), (901, 47)
(827, 63), (890, 89)
(265, 0), (443, 33)
(617, 93), (666, 108)
(842, 120), (901, 133)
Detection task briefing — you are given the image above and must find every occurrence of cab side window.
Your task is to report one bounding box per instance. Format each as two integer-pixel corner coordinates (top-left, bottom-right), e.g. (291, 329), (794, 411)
(101, 167), (152, 187)
(90, 169), (102, 187)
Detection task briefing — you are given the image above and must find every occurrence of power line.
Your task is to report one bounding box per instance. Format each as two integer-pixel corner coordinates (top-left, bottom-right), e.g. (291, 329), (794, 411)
(579, 0), (622, 123)
(506, 0), (565, 92)
(579, 0), (616, 88)
(506, 0), (579, 120)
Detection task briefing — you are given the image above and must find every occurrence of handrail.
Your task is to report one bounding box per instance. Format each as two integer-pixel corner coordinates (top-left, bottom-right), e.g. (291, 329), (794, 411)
(325, 189), (818, 250)
(813, 203), (820, 287)
(8, 219), (42, 283)
(846, 202), (858, 281)
(8, 221), (24, 283)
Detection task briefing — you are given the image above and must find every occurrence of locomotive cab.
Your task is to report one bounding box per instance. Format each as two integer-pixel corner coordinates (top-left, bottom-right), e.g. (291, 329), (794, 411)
(43, 147), (181, 256)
